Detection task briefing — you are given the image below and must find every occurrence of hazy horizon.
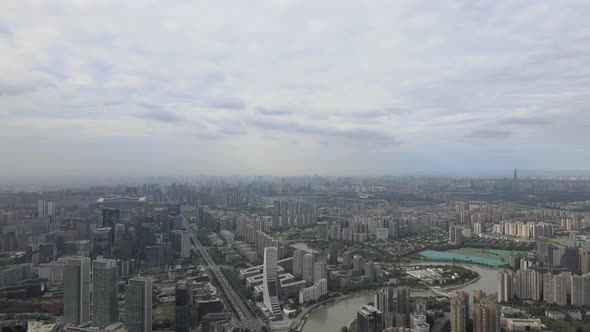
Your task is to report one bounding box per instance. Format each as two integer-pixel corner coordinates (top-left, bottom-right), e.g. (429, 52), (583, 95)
(2, 1), (590, 177)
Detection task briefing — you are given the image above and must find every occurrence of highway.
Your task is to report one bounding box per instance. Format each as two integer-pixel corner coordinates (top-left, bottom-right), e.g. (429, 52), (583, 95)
(184, 221), (264, 331)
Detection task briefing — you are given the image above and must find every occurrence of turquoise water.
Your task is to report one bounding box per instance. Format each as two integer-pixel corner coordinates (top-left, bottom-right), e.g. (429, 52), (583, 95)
(419, 249), (508, 266)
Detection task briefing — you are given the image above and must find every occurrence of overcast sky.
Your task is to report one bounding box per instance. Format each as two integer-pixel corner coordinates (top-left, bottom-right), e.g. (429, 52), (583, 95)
(1, 0), (589, 177)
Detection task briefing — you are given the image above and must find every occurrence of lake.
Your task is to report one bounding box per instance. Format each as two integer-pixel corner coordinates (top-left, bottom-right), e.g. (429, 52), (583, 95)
(419, 249), (511, 266)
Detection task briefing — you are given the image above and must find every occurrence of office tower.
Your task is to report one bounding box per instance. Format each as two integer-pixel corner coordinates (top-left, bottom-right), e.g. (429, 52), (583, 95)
(263, 247), (281, 316)
(374, 287), (395, 327)
(92, 228), (112, 258)
(38, 243), (55, 263)
(47, 202), (56, 220)
(316, 222), (328, 240)
(114, 223), (126, 245)
(302, 253), (315, 283)
(171, 230), (190, 258)
(450, 292), (468, 332)
(473, 302), (500, 332)
(175, 283), (193, 332)
(328, 242), (339, 265)
(292, 249), (304, 277)
(38, 200), (47, 217)
(126, 277), (152, 332)
(195, 200), (204, 226)
(562, 247), (580, 273)
(313, 261), (327, 283)
(357, 305), (383, 332)
(395, 287), (410, 326)
(473, 290), (486, 304)
(580, 250), (590, 274)
(102, 209), (120, 241)
(63, 257), (91, 324)
(92, 259), (119, 328)
(342, 251), (353, 269)
(497, 270), (513, 302)
(449, 225), (463, 245)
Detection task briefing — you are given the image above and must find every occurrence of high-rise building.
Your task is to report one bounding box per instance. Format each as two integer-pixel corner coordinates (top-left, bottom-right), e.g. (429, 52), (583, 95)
(473, 290), (487, 304)
(63, 257), (91, 324)
(328, 242), (339, 265)
(171, 230), (190, 258)
(316, 222), (328, 240)
(195, 200), (204, 226)
(516, 269), (543, 301)
(102, 209), (120, 238)
(450, 292), (468, 332)
(175, 283), (193, 332)
(92, 259), (119, 328)
(302, 253), (315, 283)
(126, 277), (152, 332)
(473, 302), (500, 332)
(580, 250), (590, 274)
(449, 225), (463, 245)
(353, 255), (364, 274)
(342, 251), (353, 269)
(357, 305), (383, 332)
(293, 249), (304, 277)
(313, 261), (327, 283)
(497, 270), (513, 303)
(395, 286), (410, 326)
(262, 247), (281, 316)
(38, 200), (47, 217)
(374, 287), (395, 328)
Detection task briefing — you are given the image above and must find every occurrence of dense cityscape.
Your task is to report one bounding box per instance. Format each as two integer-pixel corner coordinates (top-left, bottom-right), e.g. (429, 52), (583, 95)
(3, 0), (590, 331)
(1, 173), (590, 331)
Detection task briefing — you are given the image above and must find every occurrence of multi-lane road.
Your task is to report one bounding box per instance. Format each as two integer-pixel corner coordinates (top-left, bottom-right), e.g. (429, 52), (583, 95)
(184, 221), (264, 331)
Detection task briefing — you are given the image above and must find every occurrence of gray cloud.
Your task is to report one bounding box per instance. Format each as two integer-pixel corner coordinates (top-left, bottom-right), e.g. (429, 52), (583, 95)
(256, 107), (293, 116)
(136, 104), (181, 123)
(465, 129), (512, 139)
(207, 98), (246, 110)
(0, 1), (589, 176)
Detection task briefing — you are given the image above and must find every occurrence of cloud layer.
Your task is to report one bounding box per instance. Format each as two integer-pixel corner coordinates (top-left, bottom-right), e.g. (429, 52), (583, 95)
(1, 0), (589, 176)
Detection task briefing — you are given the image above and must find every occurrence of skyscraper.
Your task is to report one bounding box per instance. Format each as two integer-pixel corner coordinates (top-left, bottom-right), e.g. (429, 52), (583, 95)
(263, 247), (281, 316)
(126, 277), (152, 332)
(316, 221), (328, 240)
(580, 249), (590, 274)
(357, 305), (383, 332)
(473, 302), (500, 332)
(63, 257), (91, 324)
(102, 209), (120, 235)
(395, 286), (410, 326)
(328, 242), (339, 265)
(450, 292), (468, 332)
(313, 261), (327, 283)
(175, 283), (193, 332)
(472, 290), (487, 304)
(497, 270), (513, 303)
(302, 253), (315, 283)
(449, 226), (463, 245)
(374, 287), (395, 327)
(292, 249), (304, 277)
(92, 259), (119, 328)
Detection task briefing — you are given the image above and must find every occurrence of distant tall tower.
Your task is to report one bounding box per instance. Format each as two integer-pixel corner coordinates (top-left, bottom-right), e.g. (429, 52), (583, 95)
(126, 277), (152, 332)
(63, 257), (91, 324)
(92, 259), (119, 328)
(514, 168), (518, 181)
(262, 247), (281, 316)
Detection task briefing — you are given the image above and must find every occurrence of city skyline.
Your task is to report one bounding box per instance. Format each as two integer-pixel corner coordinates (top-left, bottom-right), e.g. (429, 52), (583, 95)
(1, 1), (590, 177)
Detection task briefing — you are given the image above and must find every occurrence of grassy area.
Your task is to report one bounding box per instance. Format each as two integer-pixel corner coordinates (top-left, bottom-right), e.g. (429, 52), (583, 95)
(448, 247), (524, 262)
(154, 303), (174, 321)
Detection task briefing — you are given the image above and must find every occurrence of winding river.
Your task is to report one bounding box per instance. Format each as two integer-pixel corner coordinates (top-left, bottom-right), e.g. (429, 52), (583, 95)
(301, 261), (499, 332)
